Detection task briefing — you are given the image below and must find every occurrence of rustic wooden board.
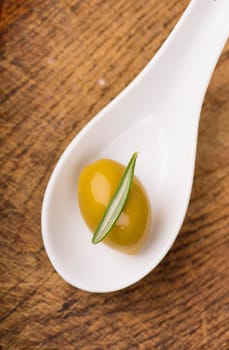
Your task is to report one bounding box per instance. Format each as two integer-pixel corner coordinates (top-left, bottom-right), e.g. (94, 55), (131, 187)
(1, 0), (228, 349)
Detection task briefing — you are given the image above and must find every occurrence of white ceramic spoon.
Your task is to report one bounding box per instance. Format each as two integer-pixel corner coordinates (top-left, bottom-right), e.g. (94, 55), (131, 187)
(42, 0), (229, 293)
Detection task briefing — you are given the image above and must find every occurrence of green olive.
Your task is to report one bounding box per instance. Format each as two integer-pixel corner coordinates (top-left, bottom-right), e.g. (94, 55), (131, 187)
(78, 158), (151, 254)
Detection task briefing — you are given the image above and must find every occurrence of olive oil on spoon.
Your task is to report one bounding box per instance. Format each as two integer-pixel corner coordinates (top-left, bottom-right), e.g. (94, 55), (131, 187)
(42, 0), (229, 292)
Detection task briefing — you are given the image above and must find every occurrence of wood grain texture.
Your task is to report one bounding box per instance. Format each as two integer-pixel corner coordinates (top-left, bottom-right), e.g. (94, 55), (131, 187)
(0, 0), (228, 349)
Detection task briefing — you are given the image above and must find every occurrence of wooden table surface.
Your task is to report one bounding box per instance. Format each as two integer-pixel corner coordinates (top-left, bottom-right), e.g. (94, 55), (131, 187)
(1, 0), (229, 349)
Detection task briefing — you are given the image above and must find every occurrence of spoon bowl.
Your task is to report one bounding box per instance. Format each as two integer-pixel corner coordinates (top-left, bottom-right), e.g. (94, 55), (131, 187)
(42, 0), (229, 292)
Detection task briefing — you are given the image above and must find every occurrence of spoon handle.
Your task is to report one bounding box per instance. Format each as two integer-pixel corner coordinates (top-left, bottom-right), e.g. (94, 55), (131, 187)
(146, 0), (229, 120)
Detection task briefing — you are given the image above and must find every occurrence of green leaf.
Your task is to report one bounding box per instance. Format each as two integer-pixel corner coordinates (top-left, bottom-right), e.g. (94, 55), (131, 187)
(92, 152), (138, 244)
